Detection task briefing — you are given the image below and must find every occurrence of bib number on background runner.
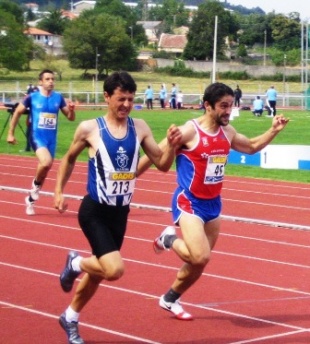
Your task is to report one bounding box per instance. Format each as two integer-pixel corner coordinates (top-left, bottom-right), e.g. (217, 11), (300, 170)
(38, 112), (57, 129)
(204, 155), (227, 184)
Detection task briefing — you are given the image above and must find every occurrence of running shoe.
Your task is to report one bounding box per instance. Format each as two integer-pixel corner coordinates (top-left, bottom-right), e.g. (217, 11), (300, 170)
(153, 226), (176, 253)
(159, 295), (193, 320)
(25, 196), (35, 216)
(60, 251), (81, 292)
(30, 179), (41, 201)
(59, 312), (84, 344)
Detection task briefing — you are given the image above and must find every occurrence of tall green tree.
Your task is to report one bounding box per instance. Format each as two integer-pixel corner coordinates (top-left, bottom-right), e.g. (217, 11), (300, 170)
(148, 0), (189, 33)
(0, 10), (33, 70)
(0, 0), (24, 25)
(270, 14), (300, 51)
(95, 0), (147, 47)
(183, 1), (236, 61)
(62, 10), (137, 76)
(37, 9), (69, 35)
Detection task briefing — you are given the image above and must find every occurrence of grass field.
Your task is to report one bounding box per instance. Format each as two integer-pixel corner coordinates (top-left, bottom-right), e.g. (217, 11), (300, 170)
(1, 106), (309, 184)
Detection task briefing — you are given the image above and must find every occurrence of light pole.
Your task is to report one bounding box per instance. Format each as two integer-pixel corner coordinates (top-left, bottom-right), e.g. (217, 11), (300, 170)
(95, 47), (100, 104)
(129, 26), (133, 41)
(263, 29), (267, 66)
(283, 54), (287, 106)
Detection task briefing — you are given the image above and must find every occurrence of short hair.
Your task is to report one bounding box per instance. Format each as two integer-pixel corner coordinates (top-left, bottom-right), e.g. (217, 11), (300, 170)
(103, 71), (137, 95)
(39, 69), (54, 80)
(203, 82), (234, 108)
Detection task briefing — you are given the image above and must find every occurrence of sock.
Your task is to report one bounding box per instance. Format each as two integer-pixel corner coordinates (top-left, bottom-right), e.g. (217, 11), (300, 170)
(71, 256), (82, 273)
(33, 179), (41, 186)
(163, 234), (177, 249)
(65, 306), (80, 323)
(28, 195), (35, 203)
(164, 289), (181, 303)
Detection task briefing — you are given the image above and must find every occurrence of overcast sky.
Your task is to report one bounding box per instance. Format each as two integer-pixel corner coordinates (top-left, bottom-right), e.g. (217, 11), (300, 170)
(227, 0), (310, 21)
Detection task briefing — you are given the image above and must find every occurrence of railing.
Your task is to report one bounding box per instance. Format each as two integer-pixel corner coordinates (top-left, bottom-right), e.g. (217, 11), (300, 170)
(0, 91), (308, 110)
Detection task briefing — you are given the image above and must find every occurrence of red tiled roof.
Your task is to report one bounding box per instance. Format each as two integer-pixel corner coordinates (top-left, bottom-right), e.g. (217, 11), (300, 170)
(158, 34), (187, 50)
(24, 27), (52, 35)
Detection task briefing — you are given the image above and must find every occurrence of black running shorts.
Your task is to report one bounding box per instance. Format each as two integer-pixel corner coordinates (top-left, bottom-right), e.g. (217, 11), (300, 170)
(78, 195), (130, 258)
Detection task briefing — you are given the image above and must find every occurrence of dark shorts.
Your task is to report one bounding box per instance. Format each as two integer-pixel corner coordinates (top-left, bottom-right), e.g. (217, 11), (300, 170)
(78, 195), (130, 258)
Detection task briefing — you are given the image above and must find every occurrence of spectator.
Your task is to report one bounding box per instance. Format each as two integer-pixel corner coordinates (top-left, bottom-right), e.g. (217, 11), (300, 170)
(266, 85), (277, 116)
(144, 85), (153, 110)
(26, 83), (34, 95)
(252, 96), (264, 116)
(170, 83), (177, 109)
(233, 85), (242, 107)
(176, 91), (183, 109)
(159, 84), (167, 109)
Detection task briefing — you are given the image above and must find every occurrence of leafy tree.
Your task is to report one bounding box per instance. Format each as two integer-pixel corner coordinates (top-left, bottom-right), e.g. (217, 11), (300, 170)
(0, 0), (24, 25)
(95, 0), (147, 47)
(270, 14), (300, 51)
(237, 13), (271, 47)
(62, 11), (137, 76)
(37, 9), (69, 35)
(148, 0), (189, 33)
(0, 10), (33, 70)
(183, 1), (236, 61)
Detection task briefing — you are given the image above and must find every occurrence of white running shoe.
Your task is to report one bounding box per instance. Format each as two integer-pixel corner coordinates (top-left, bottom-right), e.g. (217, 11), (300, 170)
(159, 295), (193, 320)
(25, 196), (35, 216)
(153, 226), (176, 253)
(30, 180), (41, 201)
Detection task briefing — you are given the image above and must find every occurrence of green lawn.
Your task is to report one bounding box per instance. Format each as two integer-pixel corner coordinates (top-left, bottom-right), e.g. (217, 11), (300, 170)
(1, 106), (309, 184)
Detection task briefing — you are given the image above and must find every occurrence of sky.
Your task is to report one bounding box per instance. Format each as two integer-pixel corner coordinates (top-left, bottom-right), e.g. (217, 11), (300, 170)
(226, 0), (310, 21)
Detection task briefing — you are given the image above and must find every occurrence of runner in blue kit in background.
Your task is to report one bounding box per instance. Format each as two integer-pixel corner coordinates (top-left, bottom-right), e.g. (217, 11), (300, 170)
(7, 69), (75, 215)
(54, 71), (181, 344)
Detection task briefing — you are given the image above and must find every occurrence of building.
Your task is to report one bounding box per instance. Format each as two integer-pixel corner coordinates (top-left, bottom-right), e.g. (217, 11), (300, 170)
(158, 33), (187, 55)
(24, 27), (63, 56)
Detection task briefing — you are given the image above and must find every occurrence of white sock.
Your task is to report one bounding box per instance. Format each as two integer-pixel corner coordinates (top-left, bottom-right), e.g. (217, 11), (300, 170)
(65, 306), (80, 323)
(71, 256), (82, 273)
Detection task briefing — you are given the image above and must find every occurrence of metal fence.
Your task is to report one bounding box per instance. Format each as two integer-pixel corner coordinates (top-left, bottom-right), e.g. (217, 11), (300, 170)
(1, 90), (309, 109)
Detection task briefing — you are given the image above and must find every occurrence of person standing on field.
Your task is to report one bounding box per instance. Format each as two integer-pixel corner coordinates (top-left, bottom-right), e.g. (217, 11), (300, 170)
(55, 71), (181, 344)
(266, 85), (277, 116)
(7, 69), (75, 215)
(159, 84), (167, 109)
(144, 85), (154, 109)
(233, 85), (242, 107)
(138, 82), (289, 320)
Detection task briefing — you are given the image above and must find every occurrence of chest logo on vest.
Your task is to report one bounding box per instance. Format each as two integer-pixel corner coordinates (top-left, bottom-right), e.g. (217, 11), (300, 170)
(202, 137), (209, 146)
(116, 146), (129, 169)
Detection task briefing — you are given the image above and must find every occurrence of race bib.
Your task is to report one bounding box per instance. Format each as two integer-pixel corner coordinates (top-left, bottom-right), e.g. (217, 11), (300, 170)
(105, 171), (136, 196)
(38, 112), (57, 129)
(204, 155), (227, 184)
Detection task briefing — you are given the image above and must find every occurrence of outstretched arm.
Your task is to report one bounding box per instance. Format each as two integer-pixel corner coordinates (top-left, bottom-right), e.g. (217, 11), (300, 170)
(231, 114), (289, 154)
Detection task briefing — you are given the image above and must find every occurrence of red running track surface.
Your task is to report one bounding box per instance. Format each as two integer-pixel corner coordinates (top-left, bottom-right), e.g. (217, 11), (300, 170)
(1, 154), (310, 344)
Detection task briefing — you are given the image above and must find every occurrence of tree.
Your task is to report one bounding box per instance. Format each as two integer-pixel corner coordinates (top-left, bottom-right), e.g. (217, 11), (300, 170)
(270, 14), (300, 51)
(37, 10), (69, 35)
(148, 0), (189, 33)
(95, 0), (147, 46)
(183, 1), (236, 61)
(62, 11), (137, 76)
(0, 0), (24, 25)
(0, 10), (33, 70)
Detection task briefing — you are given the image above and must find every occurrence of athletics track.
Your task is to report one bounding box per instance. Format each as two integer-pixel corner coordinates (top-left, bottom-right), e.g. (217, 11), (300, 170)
(1, 154), (310, 344)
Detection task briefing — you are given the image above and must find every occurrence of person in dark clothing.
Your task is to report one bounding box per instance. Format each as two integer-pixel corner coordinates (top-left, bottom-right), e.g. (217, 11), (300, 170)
(234, 85), (242, 107)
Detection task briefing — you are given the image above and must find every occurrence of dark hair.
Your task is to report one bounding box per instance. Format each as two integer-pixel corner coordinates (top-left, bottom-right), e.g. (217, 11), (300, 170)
(103, 71), (137, 95)
(203, 82), (234, 108)
(39, 69), (54, 80)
